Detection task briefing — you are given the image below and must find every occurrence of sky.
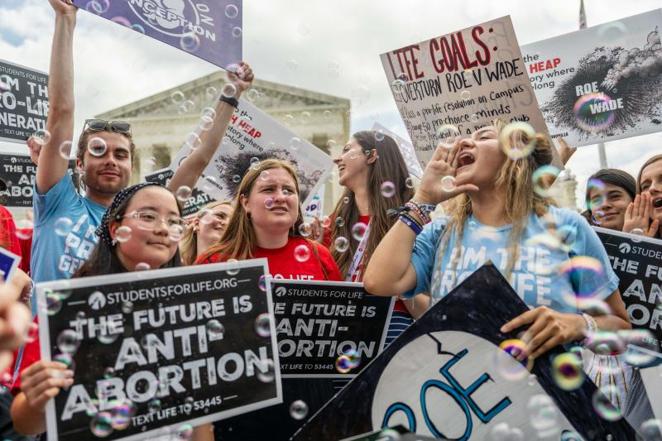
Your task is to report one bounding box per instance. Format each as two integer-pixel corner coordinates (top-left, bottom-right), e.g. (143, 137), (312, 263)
(0, 0), (660, 210)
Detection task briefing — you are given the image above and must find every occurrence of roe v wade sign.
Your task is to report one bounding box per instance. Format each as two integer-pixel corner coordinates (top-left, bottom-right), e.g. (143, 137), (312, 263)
(73, 0), (243, 69)
(293, 265), (635, 441)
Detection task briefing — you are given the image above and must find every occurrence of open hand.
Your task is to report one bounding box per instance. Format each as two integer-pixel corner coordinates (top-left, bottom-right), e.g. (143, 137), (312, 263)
(20, 361), (74, 411)
(623, 193), (659, 237)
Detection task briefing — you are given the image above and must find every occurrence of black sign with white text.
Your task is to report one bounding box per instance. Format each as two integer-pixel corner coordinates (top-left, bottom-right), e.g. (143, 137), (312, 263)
(273, 280), (393, 377)
(595, 227), (662, 352)
(37, 259), (281, 441)
(216, 280), (394, 441)
(0, 59), (48, 143)
(0, 153), (76, 207)
(145, 168), (214, 217)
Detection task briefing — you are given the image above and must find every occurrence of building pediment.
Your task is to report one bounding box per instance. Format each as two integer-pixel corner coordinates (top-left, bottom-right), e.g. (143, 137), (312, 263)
(96, 72), (350, 120)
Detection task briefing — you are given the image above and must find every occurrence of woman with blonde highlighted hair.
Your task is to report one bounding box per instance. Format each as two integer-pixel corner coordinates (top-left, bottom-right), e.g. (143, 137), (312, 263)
(179, 200), (234, 265)
(364, 121), (650, 422)
(196, 159), (341, 281)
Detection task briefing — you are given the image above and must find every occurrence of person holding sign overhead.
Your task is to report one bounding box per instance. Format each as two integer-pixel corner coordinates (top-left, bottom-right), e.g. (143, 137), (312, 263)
(364, 122), (638, 405)
(323, 130), (426, 344)
(11, 182), (214, 440)
(30, 0), (254, 287)
(196, 159), (342, 281)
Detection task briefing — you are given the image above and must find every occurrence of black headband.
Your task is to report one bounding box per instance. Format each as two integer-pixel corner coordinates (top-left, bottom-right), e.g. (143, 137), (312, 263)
(95, 182), (162, 247)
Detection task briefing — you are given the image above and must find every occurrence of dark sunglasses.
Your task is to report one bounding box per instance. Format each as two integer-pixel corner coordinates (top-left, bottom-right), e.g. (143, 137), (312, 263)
(84, 119), (131, 134)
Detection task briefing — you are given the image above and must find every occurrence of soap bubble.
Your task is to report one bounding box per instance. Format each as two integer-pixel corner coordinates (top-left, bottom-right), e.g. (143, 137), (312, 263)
(257, 359), (275, 383)
(441, 176), (456, 192)
(592, 385), (623, 421)
(494, 339), (532, 381)
(115, 226), (132, 243)
(527, 394), (558, 433)
(225, 4), (239, 18)
(294, 244), (311, 262)
(180, 33), (200, 52)
(334, 236), (350, 253)
(54, 217), (73, 237)
(206, 320), (224, 339)
(289, 400), (309, 420)
(87, 137), (107, 157)
(57, 329), (81, 354)
(351, 222), (368, 241)
(499, 122), (536, 160)
(380, 181), (396, 198)
(551, 352), (584, 391)
(255, 313), (271, 337)
(90, 411), (113, 437)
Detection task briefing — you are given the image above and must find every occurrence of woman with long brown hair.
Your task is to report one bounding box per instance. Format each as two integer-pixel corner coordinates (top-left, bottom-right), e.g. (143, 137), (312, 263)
(196, 159), (341, 281)
(179, 200), (234, 265)
(623, 154), (662, 239)
(324, 130), (422, 344)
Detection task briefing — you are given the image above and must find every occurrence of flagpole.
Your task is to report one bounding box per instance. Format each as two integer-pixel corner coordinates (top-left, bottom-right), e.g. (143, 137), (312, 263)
(580, 0), (609, 168)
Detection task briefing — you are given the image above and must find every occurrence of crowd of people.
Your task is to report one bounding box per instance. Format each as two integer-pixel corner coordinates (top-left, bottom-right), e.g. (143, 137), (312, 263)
(0, 0), (661, 439)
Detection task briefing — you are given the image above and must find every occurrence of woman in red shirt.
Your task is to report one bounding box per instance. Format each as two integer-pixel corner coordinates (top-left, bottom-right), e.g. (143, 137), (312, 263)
(196, 159), (341, 281)
(325, 130), (424, 344)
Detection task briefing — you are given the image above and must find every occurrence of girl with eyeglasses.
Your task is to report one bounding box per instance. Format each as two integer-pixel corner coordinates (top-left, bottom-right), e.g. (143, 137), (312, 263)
(11, 183), (214, 440)
(179, 201), (234, 266)
(196, 159), (341, 282)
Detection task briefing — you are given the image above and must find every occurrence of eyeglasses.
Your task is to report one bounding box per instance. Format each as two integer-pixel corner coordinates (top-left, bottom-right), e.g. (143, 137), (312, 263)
(119, 210), (184, 230)
(84, 119), (131, 135)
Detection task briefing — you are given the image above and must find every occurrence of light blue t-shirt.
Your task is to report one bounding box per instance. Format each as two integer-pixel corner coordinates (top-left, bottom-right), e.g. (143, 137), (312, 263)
(409, 206), (619, 313)
(31, 172), (106, 284)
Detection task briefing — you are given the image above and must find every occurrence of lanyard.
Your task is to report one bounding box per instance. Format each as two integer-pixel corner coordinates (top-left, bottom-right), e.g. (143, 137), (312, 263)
(346, 220), (371, 282)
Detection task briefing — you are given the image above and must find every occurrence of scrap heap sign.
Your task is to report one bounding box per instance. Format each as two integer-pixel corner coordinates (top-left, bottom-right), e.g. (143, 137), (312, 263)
(36, 259), (281, 441)
(595, 227), (662, 352)
(522, 9), (662, 147)
(0, 153), (76, 208)
(293, 264), (635, 441)
(380, 16), (547, 166)
(72, 0), (242, 69)
(0, 59), (48, 143)
(216, 280), (394, 440)
(146, 98), (333, 216)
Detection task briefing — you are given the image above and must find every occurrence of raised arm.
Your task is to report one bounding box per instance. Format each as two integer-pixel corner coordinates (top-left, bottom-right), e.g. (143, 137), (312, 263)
(36, 0), (77, 194)
(167, 62), (254, 192)
(364, 140), (478, 296)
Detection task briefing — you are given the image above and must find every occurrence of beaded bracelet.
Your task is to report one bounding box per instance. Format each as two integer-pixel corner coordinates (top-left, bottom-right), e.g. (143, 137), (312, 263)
(580, 313), (598, 345)
(399, 213), (423, 235)
(405, 201), (431, 225)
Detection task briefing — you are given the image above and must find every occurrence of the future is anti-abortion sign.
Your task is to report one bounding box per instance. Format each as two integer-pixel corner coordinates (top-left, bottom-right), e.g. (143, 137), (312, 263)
(380, 16), (547, 166)
(36, 259), (281, 441)
(72, 0), (242, 69)
(522, 9), (662, 147)
(595, 227), (662, 352)
(0, 59), (48, 143)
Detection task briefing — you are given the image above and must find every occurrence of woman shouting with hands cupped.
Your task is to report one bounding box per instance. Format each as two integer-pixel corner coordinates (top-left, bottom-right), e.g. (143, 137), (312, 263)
(364, 121), (631, 362)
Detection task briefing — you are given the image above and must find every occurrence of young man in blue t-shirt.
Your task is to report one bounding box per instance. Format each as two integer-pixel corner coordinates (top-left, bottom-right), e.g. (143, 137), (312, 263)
(30, 0), (254, 285)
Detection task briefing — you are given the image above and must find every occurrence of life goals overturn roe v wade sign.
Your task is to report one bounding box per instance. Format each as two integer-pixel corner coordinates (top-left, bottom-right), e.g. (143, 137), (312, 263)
(522, 9), (662, 147)
(380, 16), (548, 166)
(293, 264), (636, 441)
(36, 259), (282, 441)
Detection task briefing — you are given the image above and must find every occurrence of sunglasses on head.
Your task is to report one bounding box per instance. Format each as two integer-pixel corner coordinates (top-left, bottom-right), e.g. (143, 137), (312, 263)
(84, 119), (131, 134)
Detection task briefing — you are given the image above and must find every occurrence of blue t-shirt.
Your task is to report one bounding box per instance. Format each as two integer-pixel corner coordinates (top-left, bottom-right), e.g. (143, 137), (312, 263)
(31, 172), (106, 283)
(409, 206), (619, 313)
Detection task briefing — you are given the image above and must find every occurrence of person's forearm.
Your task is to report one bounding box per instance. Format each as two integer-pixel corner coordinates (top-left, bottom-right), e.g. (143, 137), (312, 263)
(193, 423), (214, 441)
(168, 101), (235, 192)
(364, 220), (417, 295)
(403, 294), (431, 320)
(37, 13), (76, 193)
(594, 314), (631, 333)
(10, 393), (46, 435)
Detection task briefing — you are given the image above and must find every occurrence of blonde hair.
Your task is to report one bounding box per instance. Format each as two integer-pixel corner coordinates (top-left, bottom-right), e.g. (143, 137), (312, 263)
(179, 200), (233, 265)
(198, 159), (305, 261)
(431, 120), (554, 292)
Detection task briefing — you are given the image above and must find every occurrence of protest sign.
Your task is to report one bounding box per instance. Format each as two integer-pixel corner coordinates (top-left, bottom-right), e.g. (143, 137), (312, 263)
(144, 168), (213, 217)
(522, 9), (662, 147)
(36, 259), (281, 441)
(72, 0), (242, 70)
(303, 188), (324, 219)
(594, 227), (662, 352)
(216, 280), (394, 440)
(371, 123), (424, 179)
(0, 153), (76, 208)
(380, 16), (547, 166)
(293, 264), (635, 440)
(0, 247), (20, 282)
(0, 59), (48, 143)
(640, 354), (662, 420)
(148, 98), (333, 216)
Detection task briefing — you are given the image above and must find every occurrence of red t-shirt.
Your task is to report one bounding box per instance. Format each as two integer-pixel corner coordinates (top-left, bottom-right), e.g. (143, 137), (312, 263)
(196, 237), (342, 282)
(0, 205), (22, 260)
(323, 214), (408, 314)
(7, 318), (40, 395)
